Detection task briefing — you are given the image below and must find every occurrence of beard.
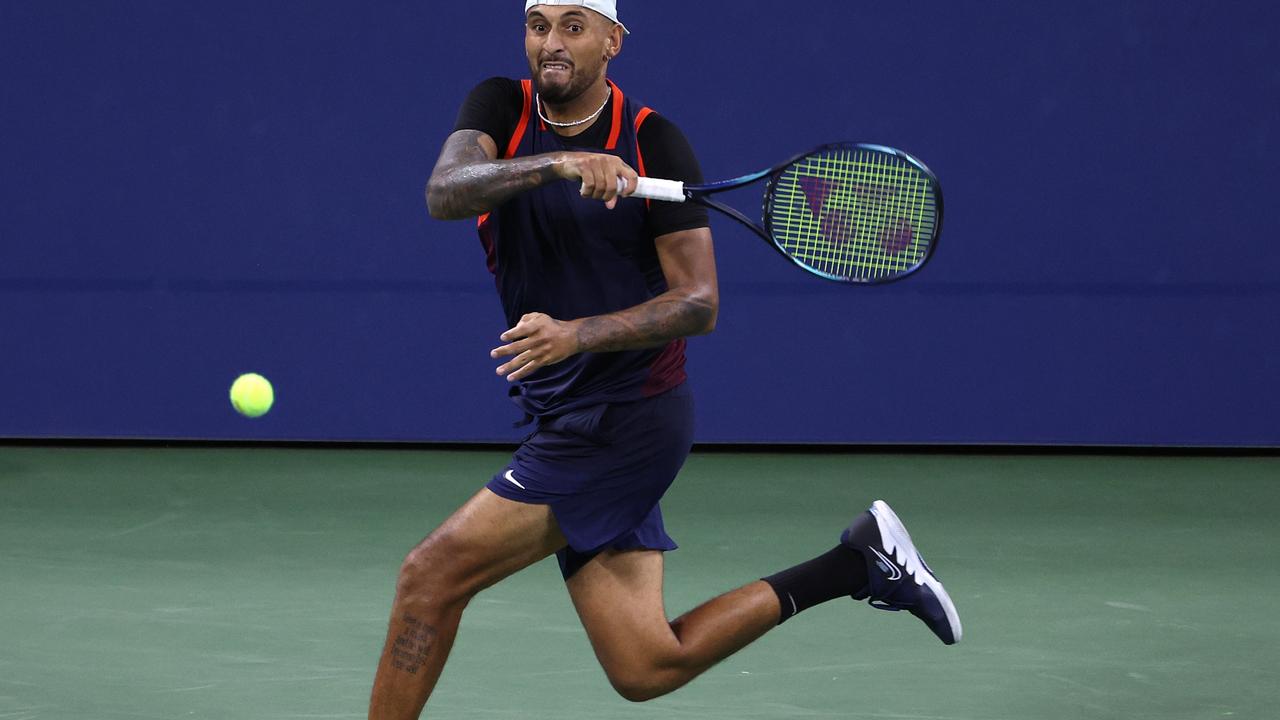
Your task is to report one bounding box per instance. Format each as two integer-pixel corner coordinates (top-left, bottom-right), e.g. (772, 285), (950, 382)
(534, 65), (596, 104)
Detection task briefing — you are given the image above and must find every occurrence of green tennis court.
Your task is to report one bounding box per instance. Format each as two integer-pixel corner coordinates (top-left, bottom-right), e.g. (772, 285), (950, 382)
(2, 446), (1277, 719)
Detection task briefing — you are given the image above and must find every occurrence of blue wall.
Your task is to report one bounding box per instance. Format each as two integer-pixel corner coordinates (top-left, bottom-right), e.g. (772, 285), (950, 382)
(2, 1), (1278, 445)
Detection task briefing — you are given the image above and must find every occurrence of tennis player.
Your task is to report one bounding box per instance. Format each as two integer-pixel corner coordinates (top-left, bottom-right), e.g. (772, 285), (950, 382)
(368, 2), (960, 716)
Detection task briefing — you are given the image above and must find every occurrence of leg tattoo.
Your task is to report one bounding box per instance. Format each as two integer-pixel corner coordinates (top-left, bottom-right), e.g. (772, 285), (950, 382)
(390, 615), (438, 675)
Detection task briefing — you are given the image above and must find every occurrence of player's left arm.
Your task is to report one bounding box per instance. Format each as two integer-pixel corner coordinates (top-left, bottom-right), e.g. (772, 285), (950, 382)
(490, 228), (718, 382)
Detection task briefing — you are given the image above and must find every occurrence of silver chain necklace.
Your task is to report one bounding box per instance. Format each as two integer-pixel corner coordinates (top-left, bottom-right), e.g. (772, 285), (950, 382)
(536, 88), (611, 128)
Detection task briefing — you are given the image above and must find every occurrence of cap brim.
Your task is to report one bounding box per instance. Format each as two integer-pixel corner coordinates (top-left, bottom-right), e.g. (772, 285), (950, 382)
(525, 3), (629, 34)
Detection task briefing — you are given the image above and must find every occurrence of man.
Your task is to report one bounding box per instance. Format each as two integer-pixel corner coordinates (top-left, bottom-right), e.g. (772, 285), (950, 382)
(368, 2), (961, 717)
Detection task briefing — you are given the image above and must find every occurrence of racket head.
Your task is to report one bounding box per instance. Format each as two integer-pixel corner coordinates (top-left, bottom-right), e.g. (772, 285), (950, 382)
(763, 143), (943, 284)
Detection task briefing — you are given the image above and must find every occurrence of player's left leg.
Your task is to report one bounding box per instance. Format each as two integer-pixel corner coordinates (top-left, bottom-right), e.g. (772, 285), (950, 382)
(566, 548), (780, 702)
(836, 500), (962, 645)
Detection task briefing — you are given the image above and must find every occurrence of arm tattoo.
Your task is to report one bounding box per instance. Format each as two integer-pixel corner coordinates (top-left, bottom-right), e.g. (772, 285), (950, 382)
(426, 130), (561, 220)
(390, 614), (438, 675)
(575, 291), (717, 353)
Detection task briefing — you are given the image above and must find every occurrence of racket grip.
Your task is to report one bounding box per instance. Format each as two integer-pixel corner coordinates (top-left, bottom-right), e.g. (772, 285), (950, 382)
(581, 177), (688, 202)
(625, 177), (687, 203)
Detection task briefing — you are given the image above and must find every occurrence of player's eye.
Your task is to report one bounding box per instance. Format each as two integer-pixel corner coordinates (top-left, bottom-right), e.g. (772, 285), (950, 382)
(528, 22), (548, 33)
(567, 23), (583, 33)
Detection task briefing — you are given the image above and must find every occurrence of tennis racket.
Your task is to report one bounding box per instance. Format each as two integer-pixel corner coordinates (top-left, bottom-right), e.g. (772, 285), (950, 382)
(625, 143), (942, 284)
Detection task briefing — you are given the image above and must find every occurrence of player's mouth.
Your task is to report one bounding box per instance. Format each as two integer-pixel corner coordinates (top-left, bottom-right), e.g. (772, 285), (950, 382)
(540, 61), (572, 74)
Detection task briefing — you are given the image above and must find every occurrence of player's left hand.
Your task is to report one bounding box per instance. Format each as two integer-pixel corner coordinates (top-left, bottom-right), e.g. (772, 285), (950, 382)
(491, 313), (580, 382)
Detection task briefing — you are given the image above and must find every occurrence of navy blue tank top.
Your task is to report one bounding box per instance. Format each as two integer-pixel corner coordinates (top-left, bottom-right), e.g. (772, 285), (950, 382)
(477, 80), (686, 417)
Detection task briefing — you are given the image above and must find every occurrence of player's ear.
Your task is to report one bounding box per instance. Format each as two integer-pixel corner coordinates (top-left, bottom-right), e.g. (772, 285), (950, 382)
(605, 25), (623, 60)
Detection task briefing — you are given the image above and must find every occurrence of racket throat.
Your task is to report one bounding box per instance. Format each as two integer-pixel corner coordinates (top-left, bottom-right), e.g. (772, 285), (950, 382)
(701, 197), (773, 244)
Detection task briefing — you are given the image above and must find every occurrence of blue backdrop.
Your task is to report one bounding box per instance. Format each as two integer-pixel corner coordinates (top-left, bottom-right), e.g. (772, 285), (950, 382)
(2, 1), (1277, 445)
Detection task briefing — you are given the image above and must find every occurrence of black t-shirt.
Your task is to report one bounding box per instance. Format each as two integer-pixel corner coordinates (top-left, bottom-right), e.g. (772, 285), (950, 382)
(453, 77), (710, 237)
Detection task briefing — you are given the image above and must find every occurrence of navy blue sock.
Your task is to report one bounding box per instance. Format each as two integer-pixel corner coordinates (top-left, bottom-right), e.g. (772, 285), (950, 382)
(762, 545), (867, 624)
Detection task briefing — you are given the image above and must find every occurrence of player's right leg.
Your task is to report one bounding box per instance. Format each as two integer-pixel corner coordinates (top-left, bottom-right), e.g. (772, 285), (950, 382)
(367, 488), (567, 720)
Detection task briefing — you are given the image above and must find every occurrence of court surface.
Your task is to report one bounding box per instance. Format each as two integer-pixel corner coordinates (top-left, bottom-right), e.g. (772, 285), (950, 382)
(2, 446), (1277, 719)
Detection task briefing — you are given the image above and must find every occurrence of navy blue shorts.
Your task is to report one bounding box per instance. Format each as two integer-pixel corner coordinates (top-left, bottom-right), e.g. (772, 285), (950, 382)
(486, 383), (694, 579)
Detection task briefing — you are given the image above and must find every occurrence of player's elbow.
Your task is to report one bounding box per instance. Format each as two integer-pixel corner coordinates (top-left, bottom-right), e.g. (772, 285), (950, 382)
(425, 174), (469, 221)
(696, 303), (718, 336)
(425, 179), (452, 220)
(686, 290), (718, 336)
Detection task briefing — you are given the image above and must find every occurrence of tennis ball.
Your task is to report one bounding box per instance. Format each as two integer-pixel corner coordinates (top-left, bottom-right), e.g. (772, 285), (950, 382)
(229, 373), (274, 418)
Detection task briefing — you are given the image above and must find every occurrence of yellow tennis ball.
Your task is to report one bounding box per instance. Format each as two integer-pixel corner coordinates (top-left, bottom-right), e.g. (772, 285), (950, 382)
(230, 373), (274, 418)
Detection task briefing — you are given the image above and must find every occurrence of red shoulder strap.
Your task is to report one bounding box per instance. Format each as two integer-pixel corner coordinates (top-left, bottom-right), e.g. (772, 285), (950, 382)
(480, 80), (535, 228)
(505, 79), (534, 159)
(634, 107), (655, 132)
(605, 80), (626, 150)
(633, 107), (655, 177)
(634, 107), (656, 209)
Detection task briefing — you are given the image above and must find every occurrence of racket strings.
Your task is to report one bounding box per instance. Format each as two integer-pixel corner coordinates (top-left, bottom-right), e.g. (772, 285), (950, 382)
(769, 147), (938, 282)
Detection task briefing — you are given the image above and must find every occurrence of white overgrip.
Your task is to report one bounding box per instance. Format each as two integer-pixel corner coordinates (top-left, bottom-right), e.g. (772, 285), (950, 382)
(627, 177), (687, 203)
(581, 177), (688, 203)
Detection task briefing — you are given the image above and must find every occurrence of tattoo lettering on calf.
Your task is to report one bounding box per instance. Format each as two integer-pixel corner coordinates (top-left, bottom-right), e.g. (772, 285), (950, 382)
(390, 615), (438, 675)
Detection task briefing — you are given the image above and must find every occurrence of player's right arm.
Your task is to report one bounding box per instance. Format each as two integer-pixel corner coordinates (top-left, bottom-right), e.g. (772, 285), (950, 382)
(426, 131), (637, 220)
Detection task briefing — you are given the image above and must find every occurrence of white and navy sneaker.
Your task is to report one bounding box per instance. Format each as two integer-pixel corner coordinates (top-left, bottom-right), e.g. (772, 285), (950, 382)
(840, 500), (962, 645)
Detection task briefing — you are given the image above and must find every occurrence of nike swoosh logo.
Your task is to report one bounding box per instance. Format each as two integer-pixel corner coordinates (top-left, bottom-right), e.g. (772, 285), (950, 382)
(869, 546), (903, 581)
(503, 469), (526, 490)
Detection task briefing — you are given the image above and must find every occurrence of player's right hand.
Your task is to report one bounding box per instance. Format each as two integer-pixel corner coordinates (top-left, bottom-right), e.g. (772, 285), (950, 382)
(557, 152), (638, 210)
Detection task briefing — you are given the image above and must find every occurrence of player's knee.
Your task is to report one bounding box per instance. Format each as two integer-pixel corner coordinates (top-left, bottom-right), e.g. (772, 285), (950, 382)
(603, 664), (679, 703)
(607, 674), (665, 703)
(396, 533), (474, 610)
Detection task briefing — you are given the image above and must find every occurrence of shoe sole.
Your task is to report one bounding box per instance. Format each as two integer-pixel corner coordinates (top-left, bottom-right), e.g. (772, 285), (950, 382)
(870, 500), (963, 644)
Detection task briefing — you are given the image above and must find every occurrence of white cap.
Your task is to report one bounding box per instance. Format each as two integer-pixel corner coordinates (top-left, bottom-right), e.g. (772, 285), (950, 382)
(525, 0), (630, 35)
